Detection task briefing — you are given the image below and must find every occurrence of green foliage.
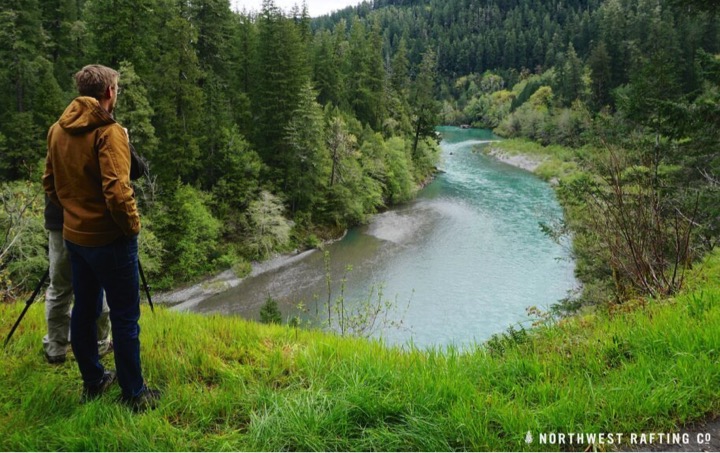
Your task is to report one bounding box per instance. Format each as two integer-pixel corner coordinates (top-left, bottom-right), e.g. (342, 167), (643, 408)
(283, 81), (330, 215)
(0, 2), (64, 180)
(209, 126), (264, 219)
(318, 0), (605, 78)
(253, 2), (308, 164)
(587, 41), (613, 109)
(259, 296), (283, 324)
(2, 250), (720, 451)
(322, 114), (385, 226)
(1, 0), (452, 290)
(153, 184), (222, 282)
(382, 136), (415, 204)
(147, 7), (205, 186)
(553, 44), (588, 106)
(232, 258), (252, 278)
(486, 324), (530, 358)
(243, 190), (292, 260)
(136, 216), (165, 281)
(347, 18), (386, 130)
(0, 181), (46, 300)
(116, 61), (158, 158)
(410, 48), (441, 159)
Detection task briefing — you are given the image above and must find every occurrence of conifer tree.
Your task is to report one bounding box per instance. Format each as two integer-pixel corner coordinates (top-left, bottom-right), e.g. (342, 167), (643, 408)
(0, 0), (63, 180)
(254, 0), (308, 166)
(410, 48), (440, 160)
(39, 0), (85, 90)
(390, 36), (410, 95)
(555, 43), (585, 106)
(148, 2), (205, 185)
(347, 17), (386, 130)
(115, 61), (159, 163)
(283, 81), (330, 215)
(587, 40), (612, 109)
(83, 0), (159, 75)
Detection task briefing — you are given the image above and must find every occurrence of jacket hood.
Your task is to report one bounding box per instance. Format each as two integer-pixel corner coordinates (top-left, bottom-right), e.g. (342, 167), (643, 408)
(58, 96), (115, 134)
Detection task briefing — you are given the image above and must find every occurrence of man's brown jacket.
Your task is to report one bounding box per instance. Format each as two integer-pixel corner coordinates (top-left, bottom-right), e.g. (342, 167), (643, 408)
(43, 96), (141, 247)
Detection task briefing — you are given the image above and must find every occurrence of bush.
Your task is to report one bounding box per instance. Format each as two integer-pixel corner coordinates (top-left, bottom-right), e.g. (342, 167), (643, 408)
(232, 259), (252, 278)
(0, 181), (47, 299)
(259, 297), (282, 324)
(153, 183), (222, 282)
(244, 190), (292, 260)
(383, 137), (414, 204)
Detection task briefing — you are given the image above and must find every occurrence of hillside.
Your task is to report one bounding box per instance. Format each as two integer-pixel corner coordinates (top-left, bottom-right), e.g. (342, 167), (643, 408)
(1, 250), (719, 451)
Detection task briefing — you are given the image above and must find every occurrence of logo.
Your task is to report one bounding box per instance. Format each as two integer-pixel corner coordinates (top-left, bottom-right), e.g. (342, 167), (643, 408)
(525, 431), (533, 444)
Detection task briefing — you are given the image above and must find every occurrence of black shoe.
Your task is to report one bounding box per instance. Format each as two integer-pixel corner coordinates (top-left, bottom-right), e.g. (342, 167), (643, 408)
(81, 370), (117, 403)
(121, 387), (161, 412)
(45, 353), (66, 365)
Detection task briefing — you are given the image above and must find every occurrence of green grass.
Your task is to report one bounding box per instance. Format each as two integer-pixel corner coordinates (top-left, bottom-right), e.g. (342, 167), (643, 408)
(488, 138), (581, 181)
(1, 250), (720, 451)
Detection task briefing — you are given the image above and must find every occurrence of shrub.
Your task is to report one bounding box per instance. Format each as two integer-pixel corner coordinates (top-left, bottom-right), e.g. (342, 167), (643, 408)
(153, 183), (222, 282)
(0, 181), (47, 299)
(244, 190), (292, 260)
(259, 297), (282, 324)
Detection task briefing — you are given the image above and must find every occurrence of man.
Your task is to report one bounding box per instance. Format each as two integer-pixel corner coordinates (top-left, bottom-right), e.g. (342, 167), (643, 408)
(43, 194), (112, 364)
(43, 64), (159, 411)
(43, 139), (147, 364)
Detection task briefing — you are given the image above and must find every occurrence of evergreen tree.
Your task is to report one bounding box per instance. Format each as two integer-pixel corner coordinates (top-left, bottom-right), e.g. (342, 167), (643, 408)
(83, 0), (160, 75)
(347, 17), (386, 130)
(189, 0), (234, 79)
(253, 0), (308, 167)
(39, 0), (85, 90)
(283, 81), (330, 215)
(410, 48), (440, 160)
(148, 3), (205, 185)
(390, 36), (410, 95)
(587, 40), (612, 109)
(228, 12), (256, 137)
(0, 0), (63, 180)
(115, 61), (159, 162)
(259, 297), (282, 324)
(555, 43), (585, 106)
(313, 30), (342, 106)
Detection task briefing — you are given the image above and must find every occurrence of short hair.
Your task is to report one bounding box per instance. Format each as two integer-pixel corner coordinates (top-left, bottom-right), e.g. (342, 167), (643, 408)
(74, 64), (119, 100)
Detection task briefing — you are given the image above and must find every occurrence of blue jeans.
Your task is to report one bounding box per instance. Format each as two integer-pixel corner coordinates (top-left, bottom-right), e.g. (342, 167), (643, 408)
(66, 235), (145, 398)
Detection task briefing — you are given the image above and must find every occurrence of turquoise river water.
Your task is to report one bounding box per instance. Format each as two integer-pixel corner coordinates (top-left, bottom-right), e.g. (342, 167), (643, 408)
(190, 127), (577, 348)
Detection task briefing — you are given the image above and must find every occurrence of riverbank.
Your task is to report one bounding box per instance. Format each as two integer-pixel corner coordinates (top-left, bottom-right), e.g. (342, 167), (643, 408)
(486, 146), (545, 172)
(484, 136), (720, 448)
(484, 138), (580, 183)
(157, 230), (347, 312)
(1, 249), (718, 451)
(156, 170), (444, 311)
(156, 250), (314, 311)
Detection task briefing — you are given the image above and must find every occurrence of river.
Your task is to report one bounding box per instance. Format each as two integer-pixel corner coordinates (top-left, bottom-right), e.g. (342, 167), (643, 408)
(184, 127), (577, 349)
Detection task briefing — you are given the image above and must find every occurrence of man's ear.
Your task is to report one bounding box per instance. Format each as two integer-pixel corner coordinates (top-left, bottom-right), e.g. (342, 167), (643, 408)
(104, 85), (113, 99)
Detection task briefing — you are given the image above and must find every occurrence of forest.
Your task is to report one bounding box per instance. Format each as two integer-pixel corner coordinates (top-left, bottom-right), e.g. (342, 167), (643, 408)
(0, 0), (443, 293)
(1, 0), (719, 308)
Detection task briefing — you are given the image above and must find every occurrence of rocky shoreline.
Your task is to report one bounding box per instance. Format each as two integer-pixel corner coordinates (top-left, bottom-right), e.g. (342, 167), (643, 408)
(154, 172), (445, 311)
(155, 231), (348, 312)
(485, 145), (545, 173)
